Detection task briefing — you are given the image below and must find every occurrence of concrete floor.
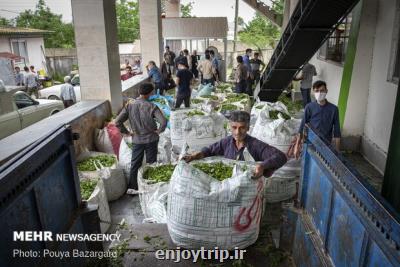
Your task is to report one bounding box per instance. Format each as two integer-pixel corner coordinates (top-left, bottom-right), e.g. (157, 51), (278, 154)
(342, 151), (384, 192)
(104, 195), (294, 267)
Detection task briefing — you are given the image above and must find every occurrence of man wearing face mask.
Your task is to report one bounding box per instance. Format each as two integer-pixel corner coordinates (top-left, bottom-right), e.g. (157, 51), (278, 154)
(183, 111), (287, 178)
(294, 80), (341, 158)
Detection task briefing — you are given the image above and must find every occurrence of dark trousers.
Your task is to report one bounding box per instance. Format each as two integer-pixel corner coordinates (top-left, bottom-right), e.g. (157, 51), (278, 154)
(63, 100), (74, 108)
(301, 88), (311, 107)
(235, 80), (247, 94)
(253, 71), (261, 85)
(129, 140), (158, 190)
(191, 67), (199, 78)
(246, 77), (254, 96)
(202, 78), (215, 86)
(175, 94), (190, 108)
(155, 82), (164, 95)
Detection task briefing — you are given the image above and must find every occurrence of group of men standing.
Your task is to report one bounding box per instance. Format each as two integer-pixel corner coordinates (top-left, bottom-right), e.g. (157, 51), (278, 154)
(115, 47), (342, 194)
(14, 65), (40, 98)
(234, 48), (265, 95)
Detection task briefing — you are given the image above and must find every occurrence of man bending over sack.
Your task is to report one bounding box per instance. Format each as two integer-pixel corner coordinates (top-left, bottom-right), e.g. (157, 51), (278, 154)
(184, 111), (287, 177)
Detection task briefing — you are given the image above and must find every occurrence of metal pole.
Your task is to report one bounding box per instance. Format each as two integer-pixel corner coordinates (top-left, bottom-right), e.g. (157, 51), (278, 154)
(382, 81), (400, 212)
(232, 0), (239, 67)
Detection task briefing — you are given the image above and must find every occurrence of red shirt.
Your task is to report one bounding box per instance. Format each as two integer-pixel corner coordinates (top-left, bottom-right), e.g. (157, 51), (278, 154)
(121, 72), (134, 81)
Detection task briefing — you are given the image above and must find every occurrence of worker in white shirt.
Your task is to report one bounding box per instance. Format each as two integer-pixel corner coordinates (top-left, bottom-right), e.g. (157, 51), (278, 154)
(60, 76), (76, 108)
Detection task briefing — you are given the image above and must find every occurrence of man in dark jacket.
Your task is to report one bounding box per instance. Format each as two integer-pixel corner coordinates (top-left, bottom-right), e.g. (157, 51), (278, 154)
(184, 111), (287, 178)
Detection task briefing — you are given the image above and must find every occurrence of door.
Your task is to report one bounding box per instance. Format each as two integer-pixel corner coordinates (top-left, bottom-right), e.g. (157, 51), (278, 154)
(13, 92), (39, 128)
(0, 109), (22, 139)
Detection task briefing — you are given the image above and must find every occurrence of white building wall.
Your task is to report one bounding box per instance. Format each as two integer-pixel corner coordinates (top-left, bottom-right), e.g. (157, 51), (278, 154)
(363, 0), (398, 154)
(308, 57), (343, 105)
(25, 37), (46, 70)
(0, 36), (11, 51)
(0, 36), (45, 70)
(343, 0), (377, 137)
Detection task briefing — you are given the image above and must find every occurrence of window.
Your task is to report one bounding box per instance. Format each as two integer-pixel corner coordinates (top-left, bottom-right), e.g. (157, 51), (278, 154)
(71, 75), (80, 86)
(14, 92), (35, 109)
(10, 39), (28, 63)
(318, 14), (352, 64)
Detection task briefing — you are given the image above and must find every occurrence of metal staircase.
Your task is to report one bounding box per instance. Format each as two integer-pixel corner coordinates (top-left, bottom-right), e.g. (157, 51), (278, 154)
(242, 0), (283, 27)
(257, 0), (360, 101)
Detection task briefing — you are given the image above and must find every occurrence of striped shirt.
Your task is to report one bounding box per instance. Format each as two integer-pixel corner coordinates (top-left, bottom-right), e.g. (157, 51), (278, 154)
(24, 72), (37, 88)
(60, 83), (76, 102)
(115, 98), (167, 144)
(15, 72), (24, 85)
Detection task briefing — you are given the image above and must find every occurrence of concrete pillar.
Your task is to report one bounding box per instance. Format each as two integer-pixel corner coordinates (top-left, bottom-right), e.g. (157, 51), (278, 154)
(165, 0), (180, 17)
(139, 0), (163, 67)
(341, 0), (377, 142)
(290, 0), (299, 15)
(71, 0), (122, 112)
(282, 0), (291, 29)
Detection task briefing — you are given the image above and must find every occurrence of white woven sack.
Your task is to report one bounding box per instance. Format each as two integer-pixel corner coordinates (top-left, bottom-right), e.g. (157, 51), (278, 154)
(250, 101), (273, 130)
(118, 138), (132, 183)
(157, 129), (172, 163)
(138, 163), (172, 223)
(87, 179), (111, 233)
(264, 176), (298, 203)
(77, 151), (118, 180)
(94, 128), (114, 154)
(170, 109), (226, 152)
(99, 164), (126, 202)
(264, 158), (300, 203)
(118, 137), (147, 183)
(251, 107), (300, 153)
(167, 157), (265, 250)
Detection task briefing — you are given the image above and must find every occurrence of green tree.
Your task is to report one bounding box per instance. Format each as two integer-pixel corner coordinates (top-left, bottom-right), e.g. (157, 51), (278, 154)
(238, 0), (284, 52)
(239, 13), (280, 50)
(15, 0), (74, 48)
(116, 0), (140, 43)
(0, 17), (13, 26)
(181, 2), (194, 18)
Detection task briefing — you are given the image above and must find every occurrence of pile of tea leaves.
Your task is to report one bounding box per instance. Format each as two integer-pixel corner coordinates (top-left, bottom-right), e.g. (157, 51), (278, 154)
(78, 155), (116, 171)
(143, 164), (176, 183)
(193, 162), (233, 181)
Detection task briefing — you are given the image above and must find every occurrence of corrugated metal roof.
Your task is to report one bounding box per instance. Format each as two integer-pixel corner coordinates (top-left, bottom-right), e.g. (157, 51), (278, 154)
(162, 17), (228, 38)
(0, 26), (51, 36)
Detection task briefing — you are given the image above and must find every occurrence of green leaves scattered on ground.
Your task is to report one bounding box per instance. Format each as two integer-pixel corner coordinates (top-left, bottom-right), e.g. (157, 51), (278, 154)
(80, 179), (98, 200)
(186, 110), (205, 117)
(143, 164), (176, 182)
(77, 155), (117, 171)
(193, 162), (233, 181)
